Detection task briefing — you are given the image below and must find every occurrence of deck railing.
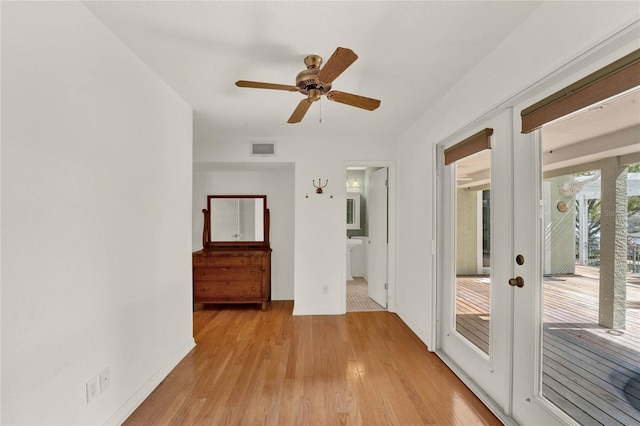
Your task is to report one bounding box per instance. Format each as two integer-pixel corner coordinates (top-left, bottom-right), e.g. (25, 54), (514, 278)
(577, 239), (640, 273)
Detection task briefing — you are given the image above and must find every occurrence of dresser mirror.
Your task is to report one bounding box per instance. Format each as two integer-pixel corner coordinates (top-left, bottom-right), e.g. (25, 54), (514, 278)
(203, 195), (269, 248)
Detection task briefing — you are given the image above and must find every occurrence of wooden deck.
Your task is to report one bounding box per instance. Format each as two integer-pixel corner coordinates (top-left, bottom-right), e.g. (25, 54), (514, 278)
(455, 266), (640, 425)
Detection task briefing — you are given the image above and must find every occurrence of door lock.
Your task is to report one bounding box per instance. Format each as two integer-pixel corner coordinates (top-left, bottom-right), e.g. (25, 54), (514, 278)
(508, 276), (525, 288)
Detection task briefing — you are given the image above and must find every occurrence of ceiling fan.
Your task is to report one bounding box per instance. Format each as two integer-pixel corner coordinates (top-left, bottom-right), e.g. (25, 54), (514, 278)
(235, 47), (381, 123)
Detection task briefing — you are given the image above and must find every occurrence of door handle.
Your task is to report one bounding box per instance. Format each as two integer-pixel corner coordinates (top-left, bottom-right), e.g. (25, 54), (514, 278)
(508, 276), (524, 288)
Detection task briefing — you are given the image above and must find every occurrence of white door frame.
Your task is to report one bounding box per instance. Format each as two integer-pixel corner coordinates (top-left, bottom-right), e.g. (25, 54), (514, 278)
(342, 161), (396, 314)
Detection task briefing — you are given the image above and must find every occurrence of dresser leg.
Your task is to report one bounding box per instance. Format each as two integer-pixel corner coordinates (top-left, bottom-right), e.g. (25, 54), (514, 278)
(261, 302), (267, 311)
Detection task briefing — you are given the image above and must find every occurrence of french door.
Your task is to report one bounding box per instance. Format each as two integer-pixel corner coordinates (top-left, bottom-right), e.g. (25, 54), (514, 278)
(438, 48), (640, 423)
(511, 93), (640, 423)
(509, 120), (571, 424)
(438, 107), (575, 424)
(437, 109), (514, 415)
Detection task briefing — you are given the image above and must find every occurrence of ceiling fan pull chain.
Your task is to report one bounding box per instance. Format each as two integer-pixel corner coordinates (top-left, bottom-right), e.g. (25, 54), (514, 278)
(319, 97), (322, 124)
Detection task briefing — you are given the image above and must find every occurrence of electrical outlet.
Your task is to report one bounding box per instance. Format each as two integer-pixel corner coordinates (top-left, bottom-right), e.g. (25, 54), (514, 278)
(99, 367), (111, 393)
(322, 285), (328, 294)
(86, 376), (98, 403)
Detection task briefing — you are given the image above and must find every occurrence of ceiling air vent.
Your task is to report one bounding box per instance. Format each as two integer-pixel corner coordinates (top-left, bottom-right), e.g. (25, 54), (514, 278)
(250, 142), (276, 157)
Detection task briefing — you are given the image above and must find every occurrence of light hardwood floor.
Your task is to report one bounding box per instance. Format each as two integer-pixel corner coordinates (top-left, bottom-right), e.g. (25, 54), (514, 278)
(124, 301), (500, 425)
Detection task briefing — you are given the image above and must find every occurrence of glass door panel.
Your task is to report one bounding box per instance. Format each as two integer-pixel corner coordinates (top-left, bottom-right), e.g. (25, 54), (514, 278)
(455, 152), (491, 354)
(539, 157), (640, 422)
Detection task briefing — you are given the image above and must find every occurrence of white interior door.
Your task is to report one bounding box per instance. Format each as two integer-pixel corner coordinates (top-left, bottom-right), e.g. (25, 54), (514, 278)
(367, 168), (388, 307)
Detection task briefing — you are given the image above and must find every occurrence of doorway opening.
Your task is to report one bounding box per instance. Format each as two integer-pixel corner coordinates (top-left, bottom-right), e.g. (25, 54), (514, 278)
(345, 165), (390, 312)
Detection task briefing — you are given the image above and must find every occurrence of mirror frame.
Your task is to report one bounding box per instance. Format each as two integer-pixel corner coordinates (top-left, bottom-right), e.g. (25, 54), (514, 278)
(346, 192), (361, 230)
(203, 195), (270, 249)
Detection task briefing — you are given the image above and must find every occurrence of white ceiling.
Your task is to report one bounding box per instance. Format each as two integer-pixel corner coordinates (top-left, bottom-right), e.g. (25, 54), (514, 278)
(84, 1), (543, 143)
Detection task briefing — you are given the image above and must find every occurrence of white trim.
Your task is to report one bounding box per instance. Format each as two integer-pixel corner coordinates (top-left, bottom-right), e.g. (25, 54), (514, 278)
(105, 338), (196, 425)
(430, 143), (440, 352)
(397, 309), (432, 350)
(476, 191), (484, 275)
(435, 350), (518, 426)
(342, 161), (396, 314)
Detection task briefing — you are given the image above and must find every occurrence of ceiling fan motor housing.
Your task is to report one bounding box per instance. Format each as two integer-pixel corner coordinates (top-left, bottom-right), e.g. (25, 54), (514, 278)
(296, 55), (331, 95)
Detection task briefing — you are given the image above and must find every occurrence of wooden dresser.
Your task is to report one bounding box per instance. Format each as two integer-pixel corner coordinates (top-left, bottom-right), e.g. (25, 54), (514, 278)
(194, 194), (272, 310)
(192, 248), (271, 310)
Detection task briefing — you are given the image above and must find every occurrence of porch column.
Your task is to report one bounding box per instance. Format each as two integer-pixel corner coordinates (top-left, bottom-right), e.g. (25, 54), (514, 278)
(599, 158), (627, 329)
(577, 193), (589, 265)
(548, 176), (576, 274)
(456, 188), (480, 275)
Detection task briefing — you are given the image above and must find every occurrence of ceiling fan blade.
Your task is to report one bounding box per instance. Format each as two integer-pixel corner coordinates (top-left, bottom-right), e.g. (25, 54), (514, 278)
(236, 80), (298, 91)
(288, 99), (313, 123)
(326, 91), (381, 111)
(316, 47), (358, 84)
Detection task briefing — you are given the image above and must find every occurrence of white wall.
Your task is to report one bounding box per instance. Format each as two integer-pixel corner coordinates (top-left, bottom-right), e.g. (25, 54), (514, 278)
(395, 2), (640, 348)
(192, 165), (295, 300)
(1, 2), (194, 424)
(194, 136), (396, 315)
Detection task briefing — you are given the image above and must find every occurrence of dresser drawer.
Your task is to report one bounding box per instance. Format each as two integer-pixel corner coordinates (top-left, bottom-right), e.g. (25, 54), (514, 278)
(193, 254), (263, 267)
(193, 266), (262, 281)
(194, 281), (262, 300)
(192, 248), (271, 310)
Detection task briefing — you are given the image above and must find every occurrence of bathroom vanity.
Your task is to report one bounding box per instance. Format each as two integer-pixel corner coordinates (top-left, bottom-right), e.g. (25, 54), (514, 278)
(192, 195), (272, 310)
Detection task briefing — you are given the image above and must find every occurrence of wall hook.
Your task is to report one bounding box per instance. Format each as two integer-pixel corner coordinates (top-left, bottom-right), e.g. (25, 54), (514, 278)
(313, 178), (328, 194)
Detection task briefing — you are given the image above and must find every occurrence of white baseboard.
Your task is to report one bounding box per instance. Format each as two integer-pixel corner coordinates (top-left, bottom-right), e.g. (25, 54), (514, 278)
(435, 350), (518, 426)
(105, 338), (196, 425)
(395, 308), (433, 350)
(292, 307), (343, 315)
